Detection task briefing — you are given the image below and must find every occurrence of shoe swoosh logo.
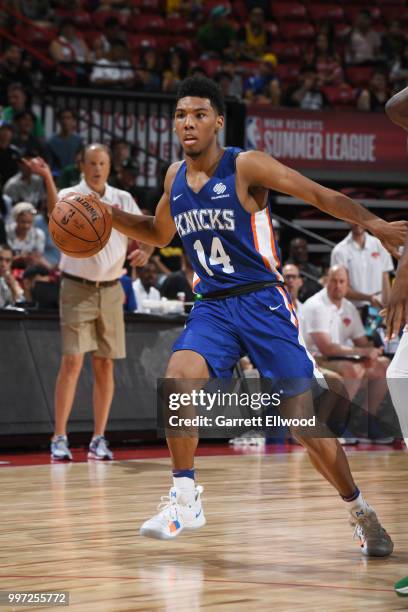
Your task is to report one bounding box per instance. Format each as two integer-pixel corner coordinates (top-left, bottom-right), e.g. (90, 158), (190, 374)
(173, 194), (182, 201)
(195, 509), (202, 519)
(269, 304), (282, 312)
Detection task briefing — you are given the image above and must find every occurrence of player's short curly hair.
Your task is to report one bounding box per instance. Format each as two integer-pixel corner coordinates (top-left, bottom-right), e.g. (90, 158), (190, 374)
(176, 76), (225, 116)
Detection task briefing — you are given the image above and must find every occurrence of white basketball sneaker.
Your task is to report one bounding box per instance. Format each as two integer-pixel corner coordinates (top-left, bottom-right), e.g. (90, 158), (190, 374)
(140, 485), (206, 540)
(349, 502), (394, 557)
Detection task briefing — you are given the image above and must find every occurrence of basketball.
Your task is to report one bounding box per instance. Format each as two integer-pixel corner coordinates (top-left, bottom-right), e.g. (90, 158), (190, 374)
(49, 192), (112, 258)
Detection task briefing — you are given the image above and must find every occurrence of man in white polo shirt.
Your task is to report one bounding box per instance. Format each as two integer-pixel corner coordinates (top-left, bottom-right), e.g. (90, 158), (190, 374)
(303, 265), (390, 441)
(330, 224), (393, 309)
(25, 145), (152, 461)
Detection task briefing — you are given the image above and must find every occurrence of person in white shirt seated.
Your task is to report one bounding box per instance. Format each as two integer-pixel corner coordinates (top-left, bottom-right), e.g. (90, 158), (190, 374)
(330, 224), (393, 311)
(133, 261), (161, 313)
(303, 265), (392, 443)
(90, 39), (135, 89)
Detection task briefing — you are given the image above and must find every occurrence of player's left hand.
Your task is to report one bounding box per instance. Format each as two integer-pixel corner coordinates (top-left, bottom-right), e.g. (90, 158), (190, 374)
(372, 220), (408, 259)
(385, 277), (408, 339)
(128, 248), (148, 268)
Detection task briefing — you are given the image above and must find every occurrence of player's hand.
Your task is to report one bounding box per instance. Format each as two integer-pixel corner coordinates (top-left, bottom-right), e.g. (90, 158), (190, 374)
(371, 220), (408, 259)
(128, 248), (148, 268)
(22, 156), (51, 178)
(385, 276), (408, 339)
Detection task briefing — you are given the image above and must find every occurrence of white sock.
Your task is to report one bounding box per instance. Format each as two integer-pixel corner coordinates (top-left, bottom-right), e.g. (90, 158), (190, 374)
(173, 476), (195, 503)
(344, 491), (369, 517)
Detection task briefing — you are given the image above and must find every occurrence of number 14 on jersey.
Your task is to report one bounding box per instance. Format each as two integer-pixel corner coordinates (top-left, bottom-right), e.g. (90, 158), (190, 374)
(193, 238), (235, 276)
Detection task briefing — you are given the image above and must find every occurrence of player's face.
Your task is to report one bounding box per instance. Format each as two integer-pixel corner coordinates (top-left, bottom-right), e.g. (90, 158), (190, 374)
(81, 149), (111, 191)
(174, 97), (224, 158)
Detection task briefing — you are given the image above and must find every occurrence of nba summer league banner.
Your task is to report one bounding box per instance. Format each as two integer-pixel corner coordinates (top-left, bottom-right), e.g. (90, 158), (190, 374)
(156, 377), (403, 440)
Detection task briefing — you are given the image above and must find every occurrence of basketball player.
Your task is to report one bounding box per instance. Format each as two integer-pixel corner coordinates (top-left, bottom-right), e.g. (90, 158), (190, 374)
(384, 89), (408, 452)
(104, 77), (406, 553)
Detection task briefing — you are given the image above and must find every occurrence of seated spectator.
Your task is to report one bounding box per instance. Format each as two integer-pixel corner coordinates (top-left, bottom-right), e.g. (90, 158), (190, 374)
(160, 252), (194, 302)
(303, 265), (391, 442)
(0, 44), (33, 105)
(34, 203), (60, 268)
(6, 202), (48, 269)
(21, 264), (52, 306)
(92, 16), (126, 60)
(2, 83), (44, 139)
(284, 66), (329, 110)
(197, 5), (237, 59)
(357, 69), (389, 111)
(381, 20), (406, 63)
(12, 111), (45, 157)
(166, 0), (202, 19)
(46, 109), (83, 172)
(110, 159), (145, 203)
(238, 7), (272, 61)
(90, 39), (135, 88)
(215, 70), (242, 100)
(57, 147), (82, 189)
(49, 19), (90, 65)
(286, 237), (322, 301)
(305, 32), (344, 86)
(110, 139), (131, 179)
(217, 61), (243, 99)
(345, 11), (381, 65)
(0, 122), (20, 187)
(282, 263), (304, 330)
(0, 243), (23, 307)
(244, 54), (280, 105)
(162, 48), (189, 93)
(3, 156), (45, 208)
(389, 45), (408, 92)
(135, 46), (161, 92)
(330, 223), (393, 310)
(20, 0), (52, 23)
(133, 261), (161, 312)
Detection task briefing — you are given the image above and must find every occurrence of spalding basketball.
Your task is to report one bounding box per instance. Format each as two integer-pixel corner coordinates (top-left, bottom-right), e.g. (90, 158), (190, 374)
(49, 192), (112, 258)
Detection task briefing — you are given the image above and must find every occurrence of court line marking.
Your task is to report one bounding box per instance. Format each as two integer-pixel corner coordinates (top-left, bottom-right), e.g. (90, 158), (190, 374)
(0, 574), (393, 593)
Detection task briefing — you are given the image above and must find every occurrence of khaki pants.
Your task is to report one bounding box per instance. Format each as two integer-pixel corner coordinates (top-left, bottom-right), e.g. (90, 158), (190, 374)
(59, 277), (126, 358)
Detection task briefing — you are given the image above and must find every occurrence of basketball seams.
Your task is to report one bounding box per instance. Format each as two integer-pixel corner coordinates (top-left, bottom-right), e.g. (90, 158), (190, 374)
(89, 197), (106, 237)
(50, 216), (100, 244)
(50, 193), (112, 257)
(50, 225), (101, 256)
(58, 197), (103, 241)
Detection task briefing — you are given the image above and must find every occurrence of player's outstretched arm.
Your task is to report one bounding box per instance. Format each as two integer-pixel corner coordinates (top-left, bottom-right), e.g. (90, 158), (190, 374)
(238, 151), (408, 258)
(385, 86), (408, 131)
(107, 163), (179, 247)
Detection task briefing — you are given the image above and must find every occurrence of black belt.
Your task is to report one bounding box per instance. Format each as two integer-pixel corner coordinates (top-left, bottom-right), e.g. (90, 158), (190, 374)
(62, 272), (119, 288)
(198, 280), (284, 301)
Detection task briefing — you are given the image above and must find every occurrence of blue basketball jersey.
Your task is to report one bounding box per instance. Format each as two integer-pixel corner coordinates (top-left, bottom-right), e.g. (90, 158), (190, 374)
(170, 147), (283, 295)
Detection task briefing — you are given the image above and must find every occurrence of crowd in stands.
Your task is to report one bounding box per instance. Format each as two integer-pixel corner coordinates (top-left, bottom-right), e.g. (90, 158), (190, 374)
(1, 1), (408, 109)
(0, 1), (405, 445)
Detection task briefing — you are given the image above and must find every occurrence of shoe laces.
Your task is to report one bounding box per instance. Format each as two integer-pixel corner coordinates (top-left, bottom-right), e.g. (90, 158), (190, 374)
(92, 436), (109, 450)
(54, 436), (68, 448)
(352, 513), (385, 541)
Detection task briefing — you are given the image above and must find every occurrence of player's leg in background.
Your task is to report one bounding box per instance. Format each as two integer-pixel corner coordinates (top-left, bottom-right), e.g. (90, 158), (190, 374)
(387, 331), (408, 447)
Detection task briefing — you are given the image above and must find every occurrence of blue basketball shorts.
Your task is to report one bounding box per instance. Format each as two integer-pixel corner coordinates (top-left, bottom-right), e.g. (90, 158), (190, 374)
(172, 286), (315, 396)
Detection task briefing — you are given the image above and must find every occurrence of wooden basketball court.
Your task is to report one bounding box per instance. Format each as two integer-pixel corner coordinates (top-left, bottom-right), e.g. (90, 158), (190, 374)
(0, 447), (407, 611)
